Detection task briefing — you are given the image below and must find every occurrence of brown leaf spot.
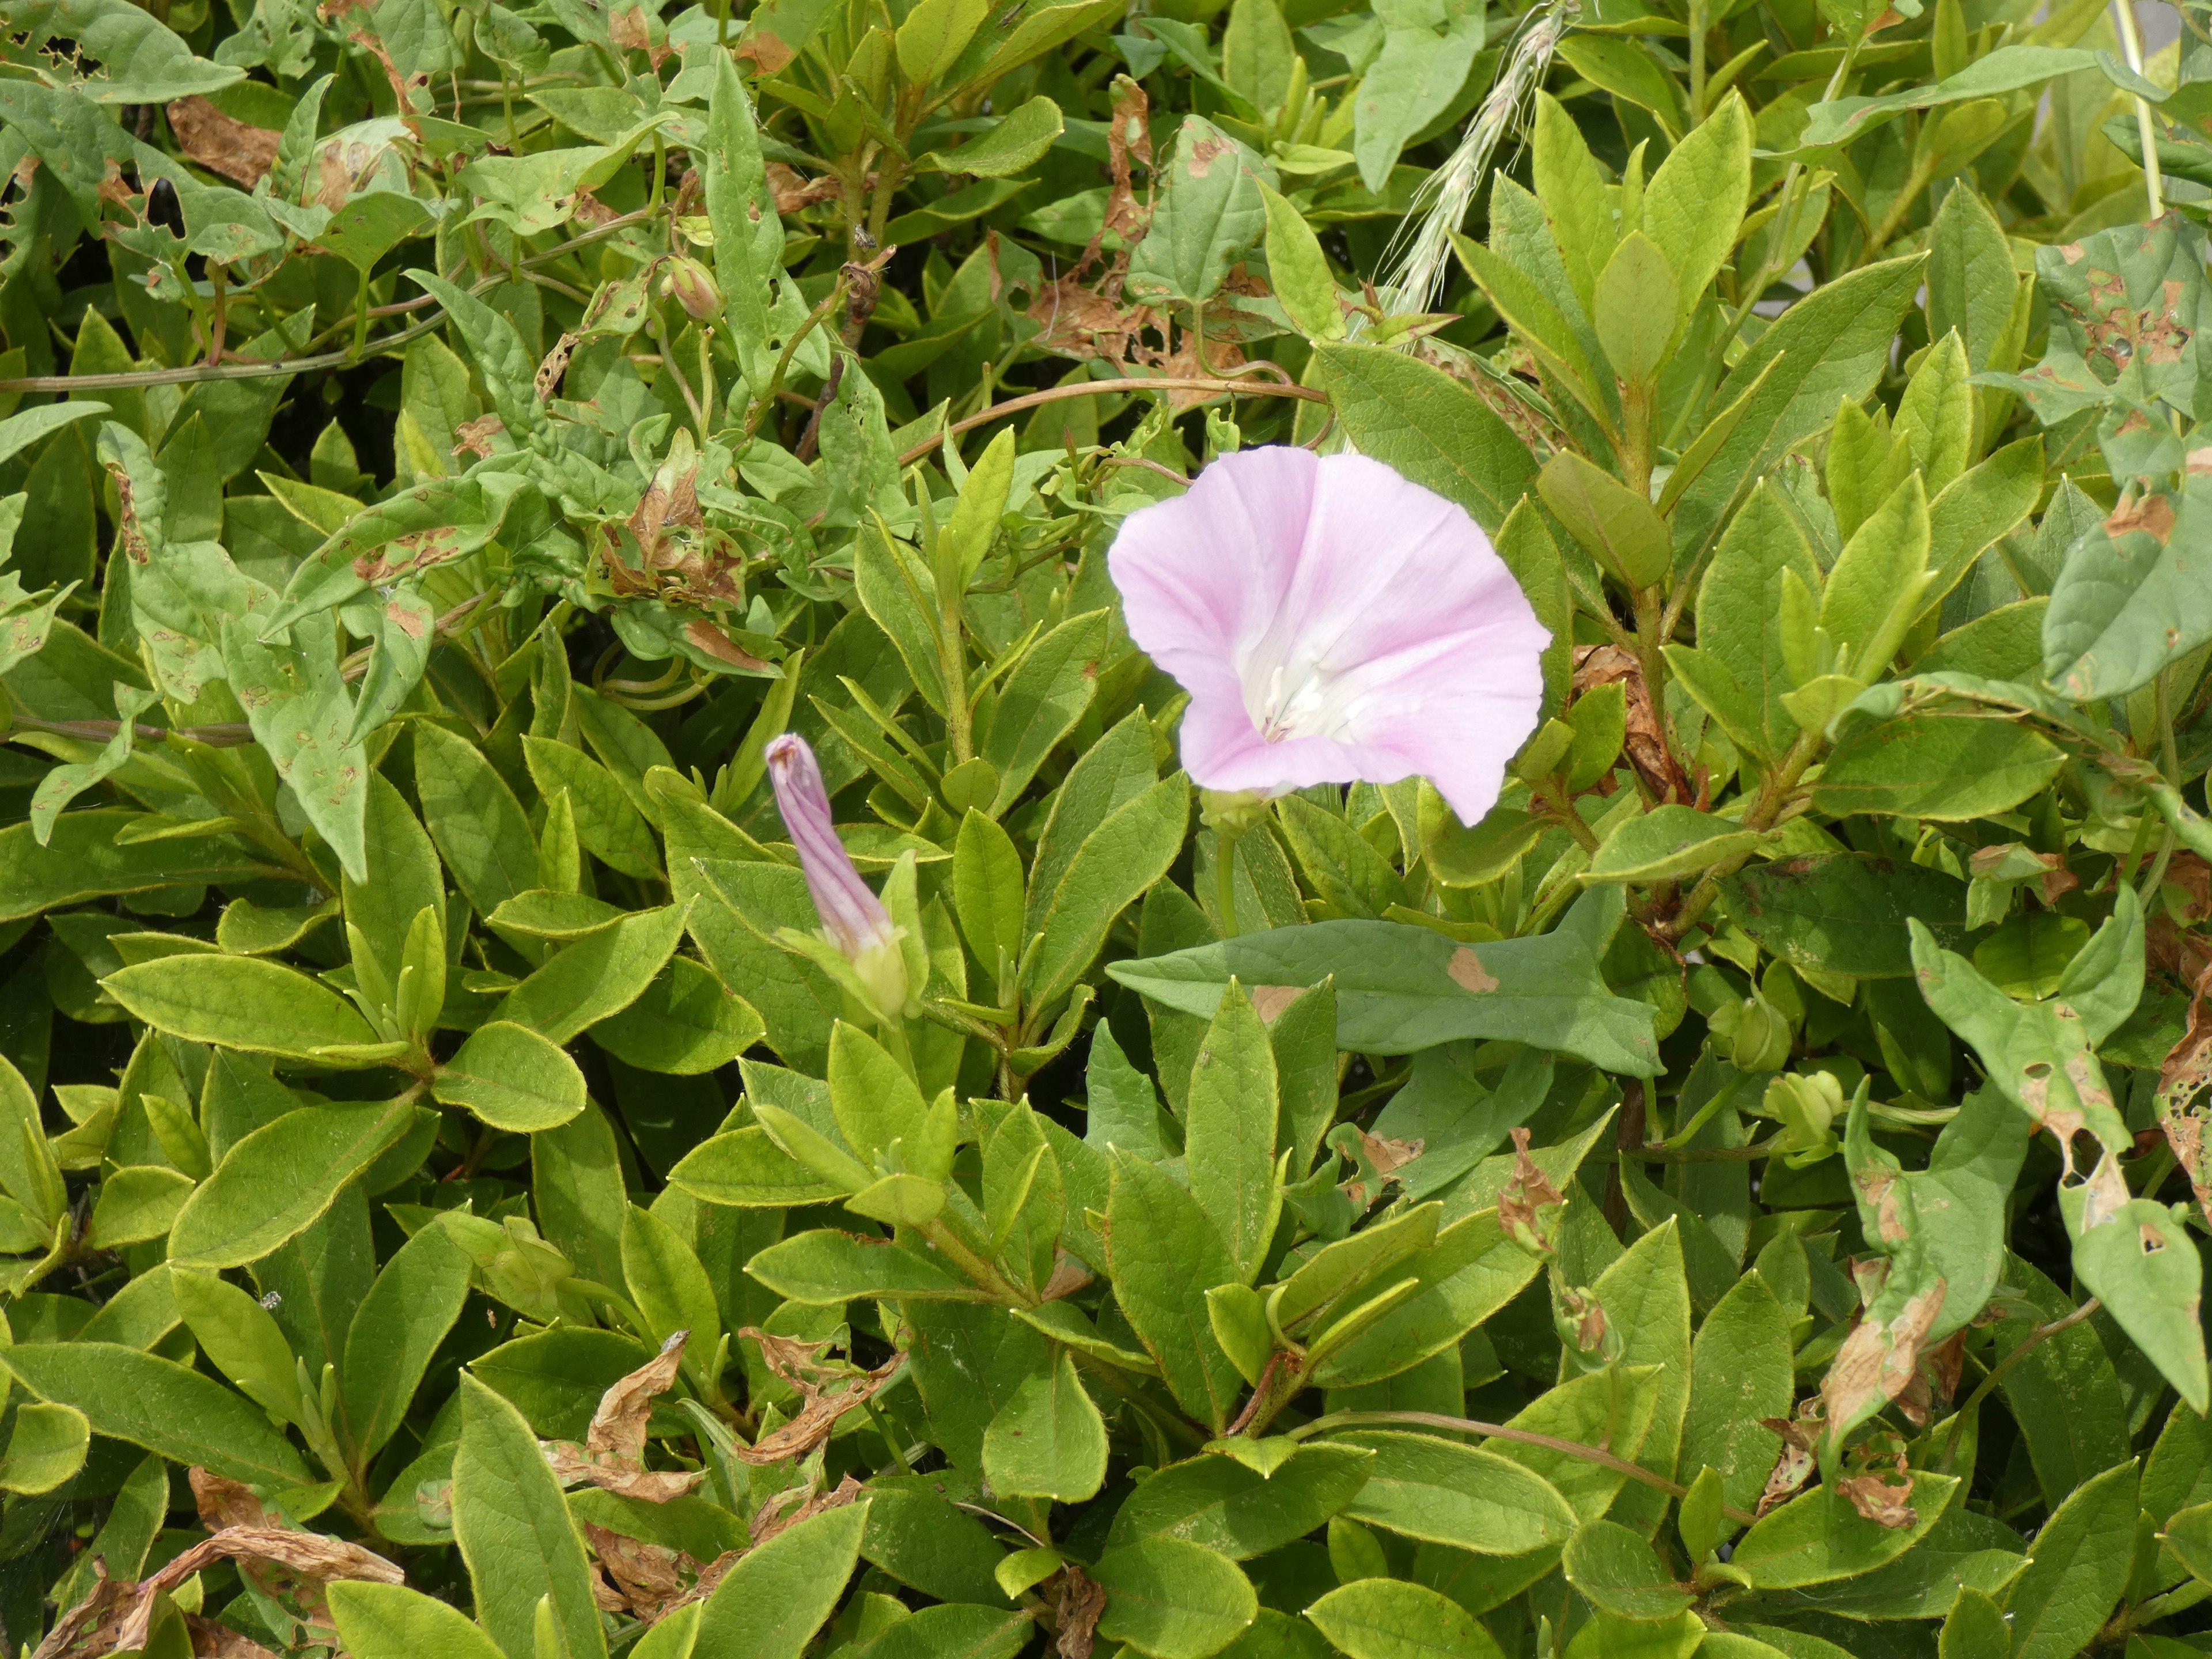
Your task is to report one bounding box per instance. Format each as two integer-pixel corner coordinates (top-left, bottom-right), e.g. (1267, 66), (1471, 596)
(2107, 488), (2177, 544)
(1251, 984), (1305, 1022)
(1447, 946), (1498, 995)
(683, 620), (771, 670)
(733, 28), (794, 72)
(1184, 134), (1232, 177)
(1835, 1468), (1918, 1528)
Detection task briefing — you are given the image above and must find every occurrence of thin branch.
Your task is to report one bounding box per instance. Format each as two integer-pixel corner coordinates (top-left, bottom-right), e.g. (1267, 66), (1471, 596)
(895, 377), (1328, 467)
(1940, 1297), (2103, 1472)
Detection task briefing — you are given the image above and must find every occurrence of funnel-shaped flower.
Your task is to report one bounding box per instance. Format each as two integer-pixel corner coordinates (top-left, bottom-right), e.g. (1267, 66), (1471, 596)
(766, 733), (908, 1017)
(1107, 447), (1548, 824)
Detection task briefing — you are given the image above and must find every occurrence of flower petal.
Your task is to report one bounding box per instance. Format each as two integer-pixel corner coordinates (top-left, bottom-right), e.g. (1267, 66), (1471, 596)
(1109, 446), (1550, 826)
(1107, 446), (1316, 679)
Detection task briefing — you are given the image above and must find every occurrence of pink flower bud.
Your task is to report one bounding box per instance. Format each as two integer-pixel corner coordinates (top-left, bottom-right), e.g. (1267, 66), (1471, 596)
(765, 733), (908, 1017)
(661, 256), (722, 322)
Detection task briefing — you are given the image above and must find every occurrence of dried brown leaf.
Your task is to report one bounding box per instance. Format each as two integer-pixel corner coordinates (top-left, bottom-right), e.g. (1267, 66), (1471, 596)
(1820, 1280), (1946, 1442)
(113, 1529), (402, 1654)
(1573, 644), (1691, 804)
(543, 1331), (706, 1503)
(1055, 1563), (1107, 1658)
(185, 1615), (281, 1659)
(188, 1469), (271, 1533)
(165, 98), (280, 188)
(731, 1331), (902, 1467)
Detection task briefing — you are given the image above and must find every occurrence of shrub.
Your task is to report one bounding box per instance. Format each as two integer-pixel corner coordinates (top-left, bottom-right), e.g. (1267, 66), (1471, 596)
(1, 0), (2210, 1653)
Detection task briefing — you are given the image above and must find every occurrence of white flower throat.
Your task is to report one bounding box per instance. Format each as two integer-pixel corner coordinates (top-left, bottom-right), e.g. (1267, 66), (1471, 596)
(1245, 646), (1366, 744)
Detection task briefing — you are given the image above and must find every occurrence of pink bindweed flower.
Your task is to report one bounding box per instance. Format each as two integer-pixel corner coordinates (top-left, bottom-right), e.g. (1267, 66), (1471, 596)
(1107, 447), (1549, 825)
(766, 732), (909, 1017)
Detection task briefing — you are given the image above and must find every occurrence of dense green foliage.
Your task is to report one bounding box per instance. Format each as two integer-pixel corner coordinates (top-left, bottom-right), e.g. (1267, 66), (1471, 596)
(9, 0), (2212, 1652)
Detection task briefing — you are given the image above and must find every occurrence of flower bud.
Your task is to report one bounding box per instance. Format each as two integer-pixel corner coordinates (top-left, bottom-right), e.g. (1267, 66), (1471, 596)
(1764, 1070), (1846, 1164)
(660, 256), (722, 322)
(1199, 787), (1274, 838)
(1711, 993), (1792, 1073)
(767, 733), (911, 1023)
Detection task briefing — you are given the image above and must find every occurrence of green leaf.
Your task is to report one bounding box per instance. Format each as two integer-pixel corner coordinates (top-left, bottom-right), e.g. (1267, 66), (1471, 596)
(1108, 1149), (1245, 1431)
(982, 1349), (1107, 1502)
(1105, 1444), (1373, 1559)
(1641, 93), (1751, 337)
(1679, 1271), (1794, 1517)
(918, 95), (1062, 175)
(589, 957), (763, 1077)
(2044, 475), (2212, 699)
(104, 950), (383, 1062)
(980, 609), (1109, 815)
(524, 737), (662, 880)
(1335, 1430), (1578, 1554)
(344, 774), (446, 1011)
(329, 1583), (507, 1659)
(1594, 232), (1679, 386)
(0, 1402), (89, 1495)
(342, 1223), (472, 1463)
(1927, 185), (2019, 373)
(1185, 982), (1281, 1283)
(1126, 116), (1277, 307)
(435, 1021), (589, 1133)
(1810, 714), (2064, 820)
(1312, 344), (1538, 533)
(1305, 1578), (1508, 1659)
(406, 271), (544, 441)
(2001, 1461), (2138, 1659)
(1671, 256), (1925, 565)
(621, 1205), (722, 1384)
(1940, 1588), (2011, 1659)
(1261, 183), (1344, 341)
(1722, 852), (1968, 978)
(1562, 1519), (1695, 1621)
(698, 1499), (869, 1658)
(896, 0), (988, 83)
(453, 1374), (605, 1659)
(0, 811), (271, 925)
(1730, 1473), (1957, 1588)
(1819, 473), (1933, 682)
(747, 1228), (980, 1302)
(668, 1127), (844, 1209)
(1307, 1207), (1546, 1389)
(88, 1165), (194, 1249)
(219, 616), (371, 882)
(1092, 1537), (1258, 1659)
(1, 1342), (310, 1487)
(169, 1102), (415, 1268)
(1585, 805), (1768, 885)
(1030, 772), (1191, 1012)
(1538, 451), (1672, 590)
(495, 904), (689, 1043)
(953, 808), (1025, 980)
(1350, 0), (1484, 190)
(415, 722), (540, 921)
(173, 1267), (307, 1425)
(8, 0), (242, 100)
(1108, 915), (1660, 1075)
(1800, 44), (2096, 146)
